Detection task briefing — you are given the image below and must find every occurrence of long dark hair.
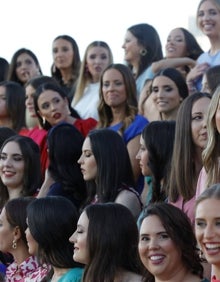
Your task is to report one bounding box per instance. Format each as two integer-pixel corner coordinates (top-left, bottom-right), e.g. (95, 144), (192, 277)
(84, 129), (135, 205)
(27, 196), (81, 269)
(142, 121), (176, 202)
(47, 122), (86, 208)
(82, 203), (142, 282)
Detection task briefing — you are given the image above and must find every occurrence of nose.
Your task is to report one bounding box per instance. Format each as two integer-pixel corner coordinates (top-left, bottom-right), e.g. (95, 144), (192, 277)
(2, 157), (12, 167)
(136, 149), (141, 159)
(122, 42), (125, 49)
(69, 230), (77, 243)
(145, 237), (161, 250)
(203, 224), (215, 239)
(78, 154), (83, 164)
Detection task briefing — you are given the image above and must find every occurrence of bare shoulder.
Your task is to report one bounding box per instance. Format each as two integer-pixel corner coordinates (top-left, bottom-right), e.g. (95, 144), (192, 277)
(121, 271), (143, 282)
(115, 190), (142, 219)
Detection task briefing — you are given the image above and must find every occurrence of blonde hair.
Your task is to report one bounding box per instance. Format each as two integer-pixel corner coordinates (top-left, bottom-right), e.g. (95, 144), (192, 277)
(72, 41), (113, 106)
(202, 85), (220, 187)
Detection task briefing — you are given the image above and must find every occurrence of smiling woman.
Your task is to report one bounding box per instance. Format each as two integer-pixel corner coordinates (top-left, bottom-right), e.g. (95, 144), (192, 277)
(139, 202), (208, 282)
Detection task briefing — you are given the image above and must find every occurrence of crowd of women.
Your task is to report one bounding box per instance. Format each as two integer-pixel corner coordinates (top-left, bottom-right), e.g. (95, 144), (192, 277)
(0, 0), (220, 281)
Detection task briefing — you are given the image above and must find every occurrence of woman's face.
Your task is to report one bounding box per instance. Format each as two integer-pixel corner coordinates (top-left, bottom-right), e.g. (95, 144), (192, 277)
(0, 86), (8, 118)
(102, 68), (127, 109)
(165, 28), (187, 58)
(69, 211), (90, 265)
(0, 208), (15, 253)
(122, 30), (142, 64)
(152, 75), (182, 117)
(197, 0), (220, 38)
(52, 38), (74, 70)
(139, 215), (182, 280)
(0, 141), (25, 190)
(86, 46), (111, 82)
(37, 90), (69, 126)
(136, 135), (151, 176)
(78, 137), (97, 181)
(191, 97), (210, 149)
(25, 225), (38, 255)
(15, 53), (40, 84)
(195, 198), (220, 266)
(25, 85), (37, 118)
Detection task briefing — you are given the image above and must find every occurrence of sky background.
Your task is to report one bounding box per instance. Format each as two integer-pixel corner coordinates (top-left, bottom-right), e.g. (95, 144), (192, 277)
(1, 0), (207, 75)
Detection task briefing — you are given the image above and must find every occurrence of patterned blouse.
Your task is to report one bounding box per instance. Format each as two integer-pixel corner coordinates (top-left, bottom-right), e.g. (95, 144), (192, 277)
(6, 255), (50, 282)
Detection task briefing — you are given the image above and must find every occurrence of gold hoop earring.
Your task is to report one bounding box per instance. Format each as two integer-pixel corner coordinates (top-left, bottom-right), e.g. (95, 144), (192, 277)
(12, 239), (17, 249)
(140, 49), (147, 56)
(42, 117), (46, 125)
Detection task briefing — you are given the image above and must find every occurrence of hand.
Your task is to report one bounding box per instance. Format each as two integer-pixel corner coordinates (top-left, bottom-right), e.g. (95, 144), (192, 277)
(186, 63), (210, 82)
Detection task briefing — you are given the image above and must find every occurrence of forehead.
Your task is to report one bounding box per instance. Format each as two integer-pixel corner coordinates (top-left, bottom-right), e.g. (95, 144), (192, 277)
(168, 28), (185, 38)
(87, 46), (109, 56)
(78, 211), (89, 228)
(38, 90), (62, 103)
(196, 198), (220, 218)
(53, 38), (73, 48)
(82, 137), (92, 151)
(25, 85), (35, 95)
(152, 75), (176, 86)
(191, 97), (210, 112)
(199, 0), (219, 10)
(103, 68), (123, 80)
(17, 53), (35, 62)
(1, 141), (21, 154)
(140, 215), (165, 233)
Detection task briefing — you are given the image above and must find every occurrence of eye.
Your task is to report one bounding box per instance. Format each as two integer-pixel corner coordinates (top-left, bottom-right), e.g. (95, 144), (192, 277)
(195, 220), (206, 228)
(0, 154), (6, 160)
(140, 235), (150, 242)
(164, 86), (173, 92)
(41, 102), (50, 110)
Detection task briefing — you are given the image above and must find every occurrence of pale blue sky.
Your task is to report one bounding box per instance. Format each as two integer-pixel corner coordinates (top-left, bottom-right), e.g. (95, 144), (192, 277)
(1, 0), (203, 75)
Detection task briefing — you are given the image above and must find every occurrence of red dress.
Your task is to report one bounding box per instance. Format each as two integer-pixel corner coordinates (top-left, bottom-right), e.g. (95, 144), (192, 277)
(74, 118), (97, 137)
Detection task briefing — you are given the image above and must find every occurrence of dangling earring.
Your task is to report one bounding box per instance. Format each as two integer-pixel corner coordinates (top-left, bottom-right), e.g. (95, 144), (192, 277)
(42, 117), (46, 126)
(12, 239), (17, 249)
(140, 49), (147, 56)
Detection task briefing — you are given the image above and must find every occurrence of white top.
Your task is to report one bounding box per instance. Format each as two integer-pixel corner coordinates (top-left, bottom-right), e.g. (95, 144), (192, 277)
(72, 82), (99, 121)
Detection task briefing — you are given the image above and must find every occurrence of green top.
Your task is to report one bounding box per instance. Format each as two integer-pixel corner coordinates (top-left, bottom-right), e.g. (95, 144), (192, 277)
(58, 268), (83, 282)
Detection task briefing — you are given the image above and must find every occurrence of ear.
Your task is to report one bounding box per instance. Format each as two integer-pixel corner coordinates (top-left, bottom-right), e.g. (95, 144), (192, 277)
(37, 110), (43, 119)
(13, 226), (22, 241)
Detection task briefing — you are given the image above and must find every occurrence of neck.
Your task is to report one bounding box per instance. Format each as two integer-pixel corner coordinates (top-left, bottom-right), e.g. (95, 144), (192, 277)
(51, 267), (70, 281)
(7, 187), (23, 200)
(155, 266), (199, 282)
(209, 36), (220, 55)
(110, 107), (126, 126)
(12, 244), (30, 266)
(0, 118), (13, 130)
(65, 115), (76, 124)
(60, 68), (72, 85)
(161, 108), (178, 121)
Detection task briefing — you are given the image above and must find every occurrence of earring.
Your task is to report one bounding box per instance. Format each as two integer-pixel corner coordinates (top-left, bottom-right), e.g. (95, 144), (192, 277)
(12, 239), (17, 249)
(140, 49), (147, 56)
(42, 117), (46, 126)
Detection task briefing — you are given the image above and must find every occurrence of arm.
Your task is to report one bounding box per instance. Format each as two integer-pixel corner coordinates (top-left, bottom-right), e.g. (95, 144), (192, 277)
(151, 57), (196, 74)
(127, 134), (142, 183)
(37, 169), (55, 198)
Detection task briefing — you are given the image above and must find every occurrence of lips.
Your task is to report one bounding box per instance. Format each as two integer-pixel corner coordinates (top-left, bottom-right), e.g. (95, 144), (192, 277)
(53, 113), (61, 119)
(3, 171), (15, 177)
(149, 254), (165, 264)
(204, 243), (220, 256)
